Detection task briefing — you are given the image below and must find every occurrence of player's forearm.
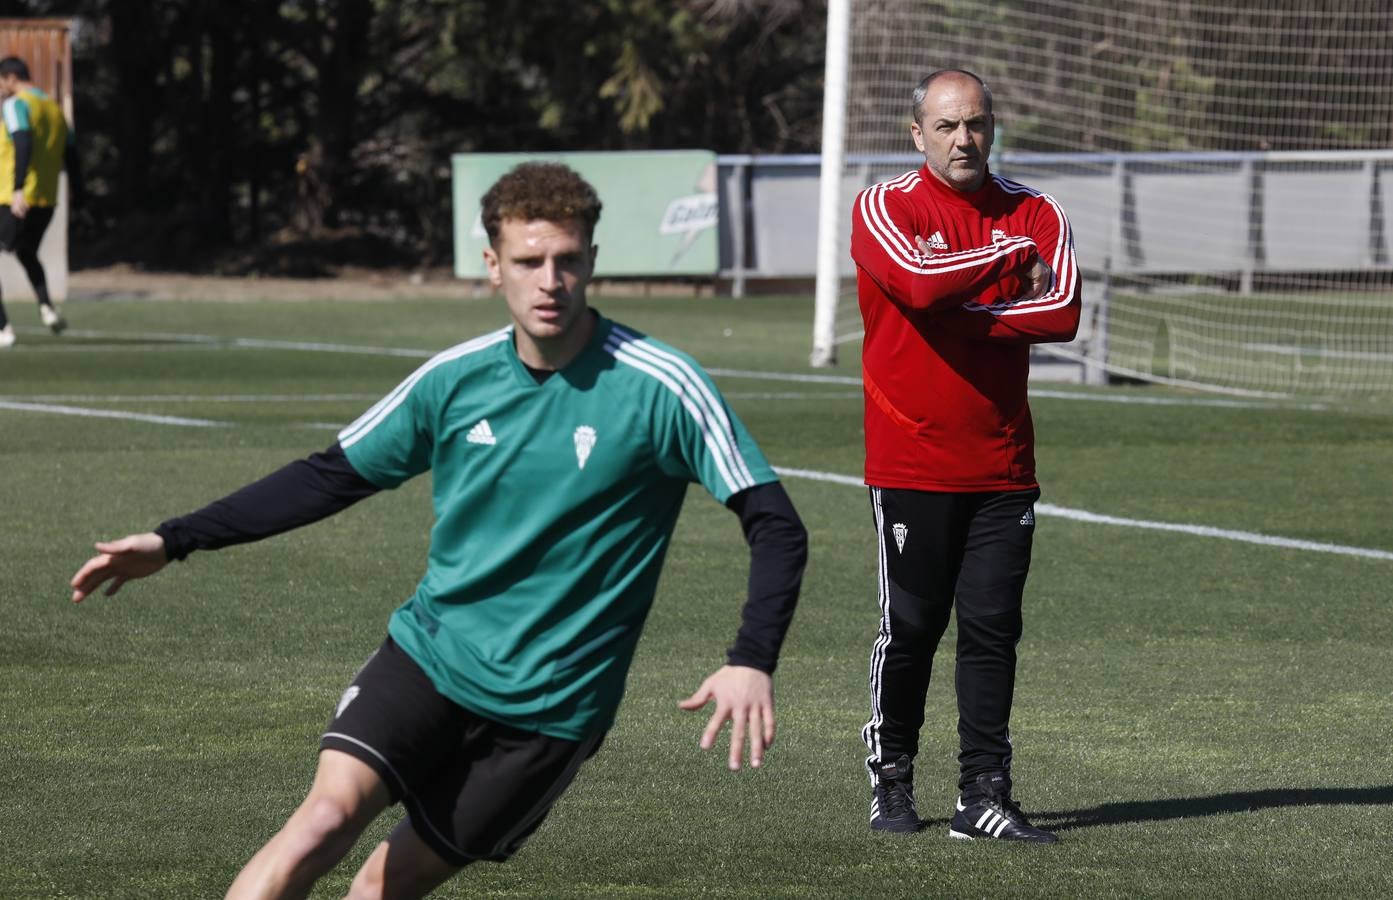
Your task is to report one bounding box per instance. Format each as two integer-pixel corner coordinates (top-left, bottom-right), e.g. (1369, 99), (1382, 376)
(11, 130), (31, 192)
(156, 443), (380, 560)
(724, 482), (808, 673)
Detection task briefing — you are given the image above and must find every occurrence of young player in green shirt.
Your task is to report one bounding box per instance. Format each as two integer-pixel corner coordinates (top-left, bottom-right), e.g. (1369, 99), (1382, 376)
(70, 162), (807, 899)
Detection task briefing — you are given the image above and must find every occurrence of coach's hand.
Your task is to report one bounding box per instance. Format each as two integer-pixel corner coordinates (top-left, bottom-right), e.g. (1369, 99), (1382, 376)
(70, 532), (169, 603)
(1021, 255), (1054, 300)
(679, 665), (775, 770)
(11, 191), (27, 218)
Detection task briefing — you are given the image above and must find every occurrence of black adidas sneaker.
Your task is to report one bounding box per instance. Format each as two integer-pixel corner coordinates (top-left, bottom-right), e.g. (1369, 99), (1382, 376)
(869, 755), (921, 833)
(948, 772), (1058, 843)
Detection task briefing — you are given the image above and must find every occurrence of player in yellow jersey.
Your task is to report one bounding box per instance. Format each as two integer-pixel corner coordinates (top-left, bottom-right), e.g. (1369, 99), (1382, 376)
(0, 57), (79, 349)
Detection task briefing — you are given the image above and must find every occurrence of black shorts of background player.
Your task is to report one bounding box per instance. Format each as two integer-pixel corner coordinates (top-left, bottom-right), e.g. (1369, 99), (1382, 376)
(0, 205), (62, 344)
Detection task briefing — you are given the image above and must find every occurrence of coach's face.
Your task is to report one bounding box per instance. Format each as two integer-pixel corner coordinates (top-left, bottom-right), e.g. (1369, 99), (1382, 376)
(484, 216), (597, 352)
(911, 74), (994, 193)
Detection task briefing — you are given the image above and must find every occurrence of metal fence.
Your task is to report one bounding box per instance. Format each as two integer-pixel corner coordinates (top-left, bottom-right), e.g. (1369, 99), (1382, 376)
(718, 150), (1393, 295)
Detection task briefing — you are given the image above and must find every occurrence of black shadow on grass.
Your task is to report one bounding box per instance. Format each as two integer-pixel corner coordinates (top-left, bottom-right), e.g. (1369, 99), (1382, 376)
(1038, 786), (1393, 831)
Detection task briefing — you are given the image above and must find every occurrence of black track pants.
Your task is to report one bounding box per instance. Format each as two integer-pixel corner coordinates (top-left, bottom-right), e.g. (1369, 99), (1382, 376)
(862, 485), (1039, 791)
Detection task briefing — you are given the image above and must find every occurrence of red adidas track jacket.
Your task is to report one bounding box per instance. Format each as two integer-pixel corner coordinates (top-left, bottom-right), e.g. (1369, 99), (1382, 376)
(851, 165), (1082, 492)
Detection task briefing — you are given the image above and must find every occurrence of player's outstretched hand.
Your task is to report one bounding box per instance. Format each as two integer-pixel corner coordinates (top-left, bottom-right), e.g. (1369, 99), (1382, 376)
(678, 664), (775, 770)
(70, 532), (168, 603)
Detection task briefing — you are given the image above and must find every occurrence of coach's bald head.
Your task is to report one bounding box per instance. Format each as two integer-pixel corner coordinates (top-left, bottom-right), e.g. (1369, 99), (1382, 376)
(910, 69), (995, 192)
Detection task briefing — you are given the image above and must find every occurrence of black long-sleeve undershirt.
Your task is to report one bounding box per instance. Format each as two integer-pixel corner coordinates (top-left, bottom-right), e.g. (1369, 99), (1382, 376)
(155, 445), (806, 674)
(10, 130), (82, 199)
(723, 482), (806, 674)
(12, 130), (31, 193)
(155, 444), (380, 560)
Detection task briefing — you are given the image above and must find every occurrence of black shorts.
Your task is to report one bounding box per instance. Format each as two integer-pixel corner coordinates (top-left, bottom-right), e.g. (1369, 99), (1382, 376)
(320, 637), (605, 865)
(0, 205), (54, 254)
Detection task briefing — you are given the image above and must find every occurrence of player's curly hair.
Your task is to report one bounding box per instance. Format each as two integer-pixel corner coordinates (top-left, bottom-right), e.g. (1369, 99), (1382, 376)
(481, 162), (603, 247)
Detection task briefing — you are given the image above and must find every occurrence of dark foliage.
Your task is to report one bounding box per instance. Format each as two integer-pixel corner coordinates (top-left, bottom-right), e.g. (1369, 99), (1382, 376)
(33, 0), (826, 271)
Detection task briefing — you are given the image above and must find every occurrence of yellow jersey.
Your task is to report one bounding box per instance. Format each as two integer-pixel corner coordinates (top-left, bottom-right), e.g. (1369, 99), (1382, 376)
(0, 86), (68, 207)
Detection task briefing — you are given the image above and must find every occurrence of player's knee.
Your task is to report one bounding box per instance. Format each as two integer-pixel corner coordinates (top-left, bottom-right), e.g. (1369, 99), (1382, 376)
(344, 861), (385, 900)
(344, 850), (452, 900)
(293, 793), (363, 852)
(344, 874), (430, 900)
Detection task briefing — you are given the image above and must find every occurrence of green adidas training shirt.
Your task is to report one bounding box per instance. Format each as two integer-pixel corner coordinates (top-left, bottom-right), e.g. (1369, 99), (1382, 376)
(338, 313), (778, 740)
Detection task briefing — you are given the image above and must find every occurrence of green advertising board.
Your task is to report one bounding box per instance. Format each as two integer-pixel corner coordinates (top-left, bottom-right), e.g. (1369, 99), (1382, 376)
(452, 151), (718, 278)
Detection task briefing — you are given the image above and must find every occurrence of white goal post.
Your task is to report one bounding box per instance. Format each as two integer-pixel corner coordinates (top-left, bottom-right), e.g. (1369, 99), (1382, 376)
(810, 0), (851, 368)
(813, 0), (1393, 398)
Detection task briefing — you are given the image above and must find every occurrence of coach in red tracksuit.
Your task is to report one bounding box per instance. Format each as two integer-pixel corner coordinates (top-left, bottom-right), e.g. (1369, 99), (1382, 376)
(851, 69), (1081, 843)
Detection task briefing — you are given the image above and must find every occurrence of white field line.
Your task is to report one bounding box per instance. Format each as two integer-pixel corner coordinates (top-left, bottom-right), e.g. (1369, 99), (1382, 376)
(1027, 388), (1330, 412)
(1031, 503), (1393, 562)
(0, 393), (379, 404)
(10, 326), (1389, 560)
(723, 391), (862, 400)
(22, 327), (437, 359)
(0, 390), (843, 421)
(1, 343), (229, 354)
(772, 466), (1393, 562)
(230, 337), (433, 358)
(4, 390), (1386, 561)
(0, 400), (230, 427)
(707, 367), (862, 385)
(1037, 344), (1293, 399)
(22, 327), (228, 348)
(772, 466), (864, 486)
(709, 370), (1322, 411)
(12, 327), (220, 342)
(5, 327), (1361, 412)
(1243, 342), (1393, 362)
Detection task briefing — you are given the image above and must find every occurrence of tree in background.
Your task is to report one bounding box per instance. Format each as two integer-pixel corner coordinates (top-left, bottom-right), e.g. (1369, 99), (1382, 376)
(16, 0), (1393, 271)
(38, 0), (824, 271)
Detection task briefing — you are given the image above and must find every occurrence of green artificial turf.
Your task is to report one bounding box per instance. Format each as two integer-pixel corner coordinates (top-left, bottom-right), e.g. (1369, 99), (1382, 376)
(2, 293), (1391, 897)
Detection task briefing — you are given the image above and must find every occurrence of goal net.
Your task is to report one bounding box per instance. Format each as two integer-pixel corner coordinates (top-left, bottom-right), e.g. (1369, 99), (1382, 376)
(820, 0), (1393, 398)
